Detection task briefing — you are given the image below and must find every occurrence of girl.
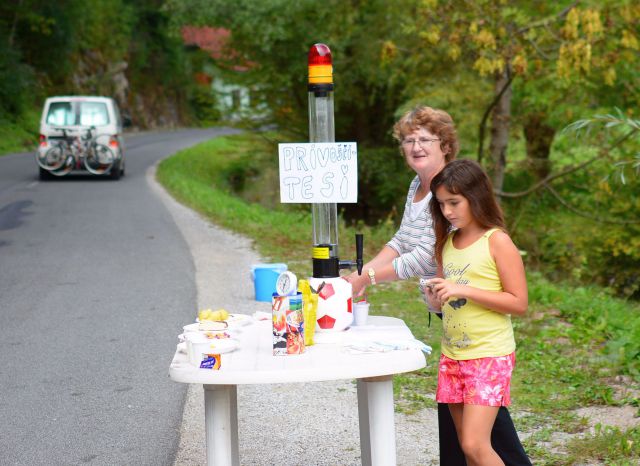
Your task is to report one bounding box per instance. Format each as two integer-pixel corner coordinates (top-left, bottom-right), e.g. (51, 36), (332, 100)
(425, 159), (528, 466)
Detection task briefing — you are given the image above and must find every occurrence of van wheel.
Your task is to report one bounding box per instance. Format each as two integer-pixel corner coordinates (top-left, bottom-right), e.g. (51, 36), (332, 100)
(109, 160), (121, 180)
(39, 167), (54, 181)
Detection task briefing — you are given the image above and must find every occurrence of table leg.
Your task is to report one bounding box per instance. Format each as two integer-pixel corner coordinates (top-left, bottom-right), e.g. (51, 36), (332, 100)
(203, 384), (239, 466)
(357, 376), (396, 466)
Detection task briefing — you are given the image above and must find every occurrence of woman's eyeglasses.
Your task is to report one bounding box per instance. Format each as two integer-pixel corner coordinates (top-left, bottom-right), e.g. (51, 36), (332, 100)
(401, 138), (440, 148)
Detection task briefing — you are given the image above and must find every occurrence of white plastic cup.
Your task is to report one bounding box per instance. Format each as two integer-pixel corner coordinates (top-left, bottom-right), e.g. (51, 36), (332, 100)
(353, 301), (370, 326)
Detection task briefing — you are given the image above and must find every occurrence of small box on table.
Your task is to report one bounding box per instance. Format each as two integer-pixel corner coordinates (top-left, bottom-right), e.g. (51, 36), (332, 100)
(272, 293), (305, 355)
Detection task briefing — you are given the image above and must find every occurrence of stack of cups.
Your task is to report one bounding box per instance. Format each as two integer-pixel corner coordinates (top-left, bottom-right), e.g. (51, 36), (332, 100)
(353, 300), (370, 326)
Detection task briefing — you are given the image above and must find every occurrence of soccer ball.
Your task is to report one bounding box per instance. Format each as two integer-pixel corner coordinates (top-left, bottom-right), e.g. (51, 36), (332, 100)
(308, 277), (353, 331)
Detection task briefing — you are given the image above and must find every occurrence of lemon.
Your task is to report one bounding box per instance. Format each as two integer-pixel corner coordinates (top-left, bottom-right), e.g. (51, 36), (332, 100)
(199, 308), (229, 321)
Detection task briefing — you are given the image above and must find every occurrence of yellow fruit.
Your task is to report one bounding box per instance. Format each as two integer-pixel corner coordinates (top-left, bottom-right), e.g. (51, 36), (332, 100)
(198, 308), (230, 321)
(216, 309), (230, 320)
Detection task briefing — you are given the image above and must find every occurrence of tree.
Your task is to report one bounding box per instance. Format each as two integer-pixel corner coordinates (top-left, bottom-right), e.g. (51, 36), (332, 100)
(387, 0), (639, 192)
(164, 0), (411, 144)
(515, 1), (640, 180)
(164, 0), (434, 223)
(0, 0), (198, 129)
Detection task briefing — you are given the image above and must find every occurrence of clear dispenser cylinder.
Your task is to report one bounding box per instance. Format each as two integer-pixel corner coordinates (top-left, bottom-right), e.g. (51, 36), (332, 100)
(308, 92), (334, 144)
(309, 91), (338, 257)
(312, 203), (338, 258)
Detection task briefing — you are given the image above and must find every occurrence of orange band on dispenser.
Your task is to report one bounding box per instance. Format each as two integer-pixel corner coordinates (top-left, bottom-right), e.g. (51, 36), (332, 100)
(308, 65), (333, 84)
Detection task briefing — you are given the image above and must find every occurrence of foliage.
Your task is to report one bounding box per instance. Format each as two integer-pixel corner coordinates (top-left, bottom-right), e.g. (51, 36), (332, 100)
(564, 108), (640, 184)
(0, 109), (39, 154)
(157, 132), (640, 464)
(564, 425), (640, 465)
(163, 0), (640, 216)
(503, 159), (640, 300)
(164, 0), (409, 145)
(190, 85), (221, 125)
(0, 34), (34, 120)
(518, 108), (640, 298)
(0, 0), (199, 150)
(379, 0), (640, 190)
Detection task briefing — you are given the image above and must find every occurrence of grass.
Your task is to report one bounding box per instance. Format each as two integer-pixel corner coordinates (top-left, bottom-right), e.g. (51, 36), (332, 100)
(0, 111), (39, 155)
(157, 131), (640, 465)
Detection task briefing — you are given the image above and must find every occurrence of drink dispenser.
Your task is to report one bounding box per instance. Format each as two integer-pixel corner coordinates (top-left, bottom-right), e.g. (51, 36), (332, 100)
(307, 43), (363, 331)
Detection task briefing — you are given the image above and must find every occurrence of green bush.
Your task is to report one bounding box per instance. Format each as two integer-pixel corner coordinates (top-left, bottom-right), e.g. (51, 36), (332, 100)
(190, 86), (221, 125)
(528, 273), (640, 379)
(0, 110), (39, 155)
(504, 160), (640, 300)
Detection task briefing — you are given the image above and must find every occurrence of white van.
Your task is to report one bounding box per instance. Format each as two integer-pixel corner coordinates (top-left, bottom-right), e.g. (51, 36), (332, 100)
(36, 96), (128, 180)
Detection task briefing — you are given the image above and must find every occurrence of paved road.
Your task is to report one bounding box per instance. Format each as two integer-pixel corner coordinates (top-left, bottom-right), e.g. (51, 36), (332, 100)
(0, 128), (239, 466)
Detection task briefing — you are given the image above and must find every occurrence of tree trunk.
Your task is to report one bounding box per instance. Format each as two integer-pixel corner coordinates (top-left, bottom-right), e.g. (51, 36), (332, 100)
(488, 68), (512, 193)
(8, 0), (24, 47)
(523, 113), (556, 180)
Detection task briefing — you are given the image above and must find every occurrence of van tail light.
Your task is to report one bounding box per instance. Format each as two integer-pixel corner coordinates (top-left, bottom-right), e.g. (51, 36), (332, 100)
(39, 134), (47, 147)
(108, 137), (119, 149)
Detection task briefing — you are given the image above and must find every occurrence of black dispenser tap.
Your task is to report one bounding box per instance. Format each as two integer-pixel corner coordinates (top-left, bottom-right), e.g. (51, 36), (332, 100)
(338, 233), (364, 275)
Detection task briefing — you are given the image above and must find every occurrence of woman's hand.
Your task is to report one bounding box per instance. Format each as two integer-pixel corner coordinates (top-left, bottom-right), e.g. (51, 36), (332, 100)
(344, 270), (368, 297)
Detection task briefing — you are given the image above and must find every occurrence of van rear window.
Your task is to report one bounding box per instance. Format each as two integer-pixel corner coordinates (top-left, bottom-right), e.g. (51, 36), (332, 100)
(46, 102), (75, 125)
(46, 101), (110, 126)
(78, 102), (109, 125)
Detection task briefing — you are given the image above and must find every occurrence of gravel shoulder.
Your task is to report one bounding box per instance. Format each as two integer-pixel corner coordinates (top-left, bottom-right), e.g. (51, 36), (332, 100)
(147, 164), (440, 465)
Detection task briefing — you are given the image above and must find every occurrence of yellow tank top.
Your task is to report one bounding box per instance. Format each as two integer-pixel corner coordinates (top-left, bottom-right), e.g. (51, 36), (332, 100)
(441, 228), (515, 360)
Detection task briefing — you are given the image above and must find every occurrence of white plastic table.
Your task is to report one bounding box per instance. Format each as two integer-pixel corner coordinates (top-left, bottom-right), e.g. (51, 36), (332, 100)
(169, 315), (426, 466)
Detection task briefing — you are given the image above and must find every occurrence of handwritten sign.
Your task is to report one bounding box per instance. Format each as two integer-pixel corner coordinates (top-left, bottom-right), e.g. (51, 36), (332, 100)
(278, 142), (358, 203)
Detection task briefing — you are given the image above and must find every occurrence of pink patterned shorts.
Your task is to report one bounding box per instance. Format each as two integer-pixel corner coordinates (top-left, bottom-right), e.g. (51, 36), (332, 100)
(436, 352), (515, 407)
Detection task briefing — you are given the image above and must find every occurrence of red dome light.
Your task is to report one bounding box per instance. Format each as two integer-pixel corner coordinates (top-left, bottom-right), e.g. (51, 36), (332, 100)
(308, 43), (333, 86)
(308, 43), (332, 66)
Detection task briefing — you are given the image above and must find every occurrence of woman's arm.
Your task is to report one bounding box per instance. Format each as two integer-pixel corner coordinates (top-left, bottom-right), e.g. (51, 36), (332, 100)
(344, 245), (400, 296)
(430, 231), (528, 315)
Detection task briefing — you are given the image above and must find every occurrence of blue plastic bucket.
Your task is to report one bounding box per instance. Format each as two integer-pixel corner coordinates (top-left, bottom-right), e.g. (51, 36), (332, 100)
(251, 263), (287, 302)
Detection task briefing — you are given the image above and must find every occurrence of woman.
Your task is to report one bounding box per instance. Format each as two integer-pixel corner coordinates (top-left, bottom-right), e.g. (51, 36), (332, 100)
(345, 106), (531, 466)
(346, 106), (456, 296)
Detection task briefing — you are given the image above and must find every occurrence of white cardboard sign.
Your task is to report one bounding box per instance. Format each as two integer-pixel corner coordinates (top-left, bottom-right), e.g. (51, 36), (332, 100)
(278, 142), (358, 203)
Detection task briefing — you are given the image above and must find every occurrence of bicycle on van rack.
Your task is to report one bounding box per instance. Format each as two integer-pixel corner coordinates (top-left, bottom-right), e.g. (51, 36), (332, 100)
(36, 126), (116, 176)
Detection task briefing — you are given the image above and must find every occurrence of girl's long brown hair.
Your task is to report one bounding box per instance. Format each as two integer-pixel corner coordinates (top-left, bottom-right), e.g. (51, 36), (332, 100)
(429, 159), (506, 265)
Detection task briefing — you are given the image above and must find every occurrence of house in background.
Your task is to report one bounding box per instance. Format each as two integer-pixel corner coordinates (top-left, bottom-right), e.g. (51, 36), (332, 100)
(182, 26), (257, 121)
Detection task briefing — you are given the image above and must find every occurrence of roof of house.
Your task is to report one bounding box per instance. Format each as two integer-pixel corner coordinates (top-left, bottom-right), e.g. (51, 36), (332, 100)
(182, 26), (251, 72)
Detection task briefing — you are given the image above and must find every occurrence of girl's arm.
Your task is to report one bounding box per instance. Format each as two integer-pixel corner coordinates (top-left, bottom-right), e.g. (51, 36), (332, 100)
(430, 231), (528, 315)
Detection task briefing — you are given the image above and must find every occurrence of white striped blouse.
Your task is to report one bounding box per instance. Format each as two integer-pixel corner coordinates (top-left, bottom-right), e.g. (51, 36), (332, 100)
(387, 175), (438, 281)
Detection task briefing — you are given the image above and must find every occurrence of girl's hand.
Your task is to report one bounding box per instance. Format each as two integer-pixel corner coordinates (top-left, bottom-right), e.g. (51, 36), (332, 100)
(422, 279), (442, 310)
(429, 278), (466, 304)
